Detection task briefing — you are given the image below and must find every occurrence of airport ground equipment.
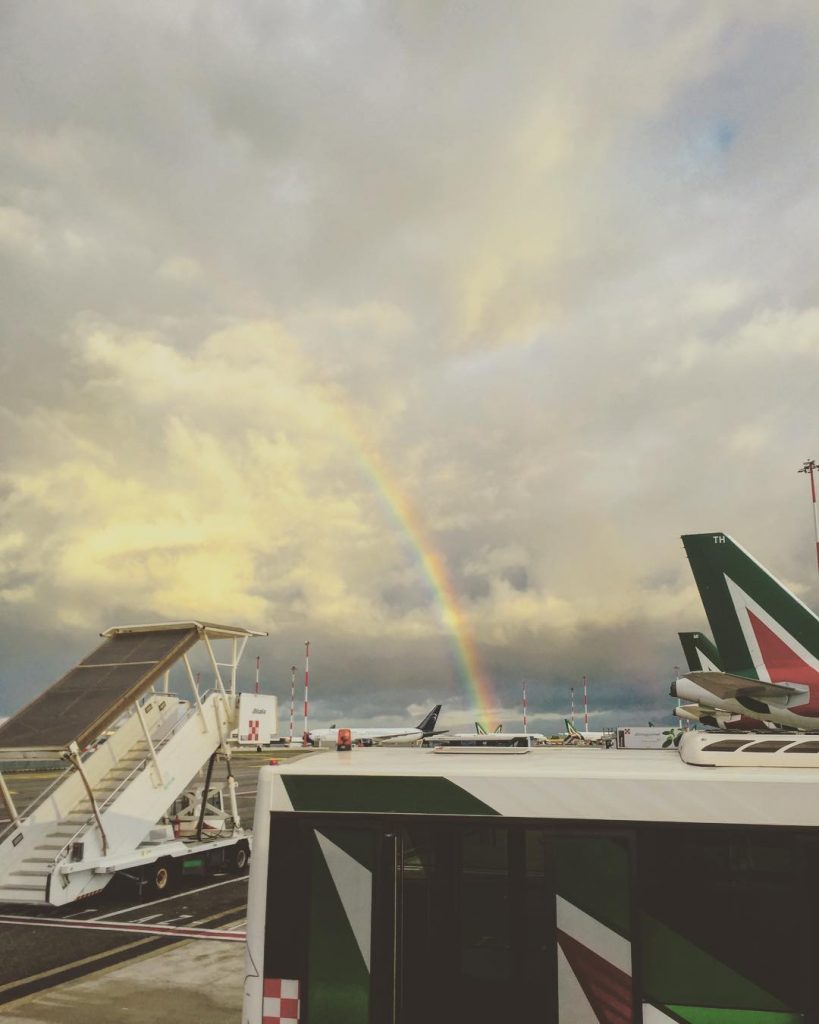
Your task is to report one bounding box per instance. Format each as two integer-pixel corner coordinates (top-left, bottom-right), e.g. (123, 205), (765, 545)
(0, 621), (264, 906)
(231, 693), (278, 749)
(615, 725), (681, 749)
(244, 744), (819, 1023)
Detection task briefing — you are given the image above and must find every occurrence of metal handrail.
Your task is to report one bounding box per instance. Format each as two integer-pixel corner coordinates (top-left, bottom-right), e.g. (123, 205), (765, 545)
(0, 692), (181, 841)
(53, 692), (223, 864)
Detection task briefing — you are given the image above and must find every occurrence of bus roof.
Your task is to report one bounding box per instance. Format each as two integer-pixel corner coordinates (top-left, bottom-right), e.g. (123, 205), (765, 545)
(263, 746), (819, 828)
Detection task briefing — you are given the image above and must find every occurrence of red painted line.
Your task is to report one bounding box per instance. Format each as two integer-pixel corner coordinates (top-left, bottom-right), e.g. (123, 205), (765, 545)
(0, 914), (245, 943)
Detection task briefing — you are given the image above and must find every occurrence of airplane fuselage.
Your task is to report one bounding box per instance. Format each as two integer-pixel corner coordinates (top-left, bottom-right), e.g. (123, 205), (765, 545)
(673, 676), (819, 730)
(309, 726), (423, 747)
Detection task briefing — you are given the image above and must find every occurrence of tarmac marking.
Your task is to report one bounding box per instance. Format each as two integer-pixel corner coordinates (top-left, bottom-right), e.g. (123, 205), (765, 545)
(0, 913), (245, 943)
(0, 904), (246, 1005)
(0, 934), (156, 995)
(91, 874), (248, 920)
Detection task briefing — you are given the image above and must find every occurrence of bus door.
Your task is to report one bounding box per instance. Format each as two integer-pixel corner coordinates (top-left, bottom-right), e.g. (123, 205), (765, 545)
(377, 823), (556, 1024)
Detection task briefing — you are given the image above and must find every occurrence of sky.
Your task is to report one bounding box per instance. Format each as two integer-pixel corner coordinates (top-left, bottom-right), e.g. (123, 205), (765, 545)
(1, 1), (818, 734)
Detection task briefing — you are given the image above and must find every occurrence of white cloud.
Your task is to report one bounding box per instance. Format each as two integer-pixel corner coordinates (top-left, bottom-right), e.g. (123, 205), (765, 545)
(0, 2), (817, 724)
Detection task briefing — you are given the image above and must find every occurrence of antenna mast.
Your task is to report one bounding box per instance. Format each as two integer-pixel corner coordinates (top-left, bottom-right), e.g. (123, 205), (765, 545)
(798, 459), (819, 577)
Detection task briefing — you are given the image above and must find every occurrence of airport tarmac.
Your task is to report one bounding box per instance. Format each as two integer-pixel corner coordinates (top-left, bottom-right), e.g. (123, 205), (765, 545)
(0, 748), (318, 1023)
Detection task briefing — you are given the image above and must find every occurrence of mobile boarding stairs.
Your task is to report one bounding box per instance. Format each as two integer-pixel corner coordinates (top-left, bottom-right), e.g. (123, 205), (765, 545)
(0, 621), (264, 906)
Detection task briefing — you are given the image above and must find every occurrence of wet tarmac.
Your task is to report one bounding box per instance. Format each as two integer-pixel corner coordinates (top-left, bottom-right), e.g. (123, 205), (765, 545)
(0, 748), (319, 1022)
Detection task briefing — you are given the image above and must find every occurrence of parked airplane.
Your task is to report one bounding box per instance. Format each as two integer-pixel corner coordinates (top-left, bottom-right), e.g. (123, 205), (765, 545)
(671, 532), (819, 730)
(673, 629), (774, 730)
(562, 719), (614, 746)
(678, 631), (722, 672)
(309, 704), (444, 747)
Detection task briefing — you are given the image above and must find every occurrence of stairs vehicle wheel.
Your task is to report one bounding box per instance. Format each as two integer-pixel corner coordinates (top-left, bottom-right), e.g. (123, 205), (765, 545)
(147, 857), (176, 896)
(228, 840), (250, 874)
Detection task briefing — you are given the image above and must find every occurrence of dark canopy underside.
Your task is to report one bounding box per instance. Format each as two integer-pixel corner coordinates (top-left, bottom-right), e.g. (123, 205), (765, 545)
(0, 627), (199, 752)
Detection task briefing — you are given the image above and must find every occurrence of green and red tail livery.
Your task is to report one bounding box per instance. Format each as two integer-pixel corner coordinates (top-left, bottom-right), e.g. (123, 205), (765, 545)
(682, 533), (819, 715)
(678, 631), (722, 673)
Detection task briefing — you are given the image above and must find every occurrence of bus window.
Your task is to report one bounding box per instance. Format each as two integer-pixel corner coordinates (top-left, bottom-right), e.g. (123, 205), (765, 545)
(640, 827), (801, 1015)
(393, 824), (555, 1024)
(553, 834), (634, 1022)
(459, 826), (512, 1005)
(307, 827), (375, 1024)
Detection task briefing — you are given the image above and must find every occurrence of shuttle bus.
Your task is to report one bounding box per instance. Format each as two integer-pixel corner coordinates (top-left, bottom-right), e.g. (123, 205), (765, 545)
(243, 741), (818, 1023)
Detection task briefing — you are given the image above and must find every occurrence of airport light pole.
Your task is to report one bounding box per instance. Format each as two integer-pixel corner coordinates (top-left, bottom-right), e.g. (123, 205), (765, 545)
(583, 675), (589, 735)
(302, 641), (310, 747)
(798, 459), (819, 577)
(289, 665), (296, 746)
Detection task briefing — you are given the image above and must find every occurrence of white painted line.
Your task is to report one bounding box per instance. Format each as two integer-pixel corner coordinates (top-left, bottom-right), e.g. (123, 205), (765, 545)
(92, 875), (248, 920)
(133, 914), (165, 923)
(0, 914), (245, 943)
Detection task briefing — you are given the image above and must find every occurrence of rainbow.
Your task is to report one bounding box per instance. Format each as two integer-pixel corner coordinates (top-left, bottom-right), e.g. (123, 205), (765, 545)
(346, 425), (497, 726)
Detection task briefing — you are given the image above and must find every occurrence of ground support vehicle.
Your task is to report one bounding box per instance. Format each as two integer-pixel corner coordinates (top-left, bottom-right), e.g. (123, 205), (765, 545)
(0, 620), (263, 906)
(244, 744), (819, 1023)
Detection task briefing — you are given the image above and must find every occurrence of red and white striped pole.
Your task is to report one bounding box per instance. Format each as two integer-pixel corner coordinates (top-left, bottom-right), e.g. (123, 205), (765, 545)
(302, 641), (310, 747)
(255, 656), (261, 696)
(799, 459), (819, 577)
(522, 681), (528, 735)
(583, 675), (589, 735)
(289, 665), (296, 746)
(571, 686), (575, 726)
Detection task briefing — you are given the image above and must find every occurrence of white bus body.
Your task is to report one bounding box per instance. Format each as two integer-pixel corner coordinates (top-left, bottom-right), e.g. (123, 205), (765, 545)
(244, 745), (819, 1023)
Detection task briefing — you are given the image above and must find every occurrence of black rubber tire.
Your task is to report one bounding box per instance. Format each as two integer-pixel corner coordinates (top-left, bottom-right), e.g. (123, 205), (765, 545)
(147, 857), (176, 896)
(228, 841), (250, 874)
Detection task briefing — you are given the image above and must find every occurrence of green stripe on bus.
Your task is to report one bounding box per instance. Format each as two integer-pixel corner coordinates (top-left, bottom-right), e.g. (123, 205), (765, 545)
(282, 775), (499, 816)
(643, 914), (789, 1012)
(665, 1005), (802, 1024)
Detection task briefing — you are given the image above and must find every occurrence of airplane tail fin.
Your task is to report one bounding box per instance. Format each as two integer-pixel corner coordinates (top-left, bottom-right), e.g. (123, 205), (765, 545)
(682, 533), (819, 685)
(416, 704), (442, 735)
(564, 718), (581, 738)
(678, 631), (722, 673)
(474, 721), (487, 735)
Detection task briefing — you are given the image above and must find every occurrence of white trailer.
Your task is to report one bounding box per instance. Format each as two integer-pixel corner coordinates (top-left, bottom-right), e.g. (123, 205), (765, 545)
(0, 621), (265, 906)
(233, 693), (278, 748)
(615, 725), (682, 749)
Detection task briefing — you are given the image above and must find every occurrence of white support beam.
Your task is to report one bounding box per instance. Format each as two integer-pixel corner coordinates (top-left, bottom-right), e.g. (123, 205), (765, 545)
(0, 771), (19, 826)
(182, 654), (209, 732)
(135, 701), (164, 788)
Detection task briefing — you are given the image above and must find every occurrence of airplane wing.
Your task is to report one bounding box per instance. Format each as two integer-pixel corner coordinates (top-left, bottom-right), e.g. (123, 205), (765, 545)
(683, 671), (804, 704)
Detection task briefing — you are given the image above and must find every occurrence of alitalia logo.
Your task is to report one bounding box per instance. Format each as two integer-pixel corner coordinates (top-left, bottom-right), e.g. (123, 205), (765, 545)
(725, 576), (819, 691)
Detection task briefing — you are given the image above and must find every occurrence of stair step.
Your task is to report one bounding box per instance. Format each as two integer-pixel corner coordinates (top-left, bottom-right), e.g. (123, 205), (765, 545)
(34, 844), (64, 851)
(10, 870), (49, 878)
(22, 857), (54, 864)
(0, 883), (45, 892)
(46, 831), (76, 838)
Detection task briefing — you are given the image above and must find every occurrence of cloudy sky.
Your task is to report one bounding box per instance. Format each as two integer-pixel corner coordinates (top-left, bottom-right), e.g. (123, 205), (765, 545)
(1, 1), (818, 733)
